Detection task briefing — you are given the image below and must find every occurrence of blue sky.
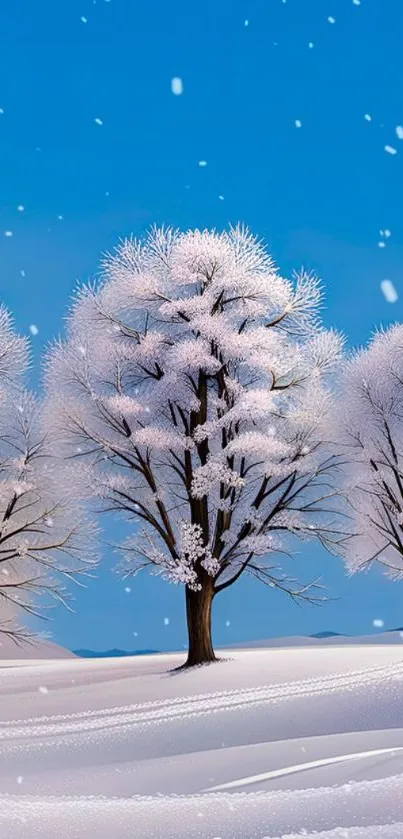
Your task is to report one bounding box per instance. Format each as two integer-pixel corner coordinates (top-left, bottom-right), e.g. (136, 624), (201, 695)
(1, 0), (403, 651)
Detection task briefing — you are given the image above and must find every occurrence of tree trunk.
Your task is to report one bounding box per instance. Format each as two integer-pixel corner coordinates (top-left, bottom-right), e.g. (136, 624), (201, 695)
(183, 579), (217, 667)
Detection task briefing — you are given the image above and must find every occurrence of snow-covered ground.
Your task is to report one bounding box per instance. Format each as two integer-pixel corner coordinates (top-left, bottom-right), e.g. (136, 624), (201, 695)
(1, 646), (403, 837)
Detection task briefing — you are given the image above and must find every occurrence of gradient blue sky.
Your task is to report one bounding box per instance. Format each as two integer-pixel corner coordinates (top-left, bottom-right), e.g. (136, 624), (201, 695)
(1, 0), (403, 651)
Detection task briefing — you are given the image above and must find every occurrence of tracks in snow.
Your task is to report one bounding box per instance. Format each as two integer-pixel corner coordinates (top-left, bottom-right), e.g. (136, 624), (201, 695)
(0, 660), (402, 744)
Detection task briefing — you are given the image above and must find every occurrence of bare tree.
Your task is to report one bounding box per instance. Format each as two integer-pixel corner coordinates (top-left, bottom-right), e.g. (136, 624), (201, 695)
(45, 226), (346, 667)
(336, 324), (403, 578)
(0, 307), (97, 644)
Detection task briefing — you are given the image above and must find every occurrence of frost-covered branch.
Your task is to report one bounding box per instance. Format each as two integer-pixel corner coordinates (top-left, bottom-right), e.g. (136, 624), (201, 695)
(0, 309), (98, 640)
(335, 325), (403, 578)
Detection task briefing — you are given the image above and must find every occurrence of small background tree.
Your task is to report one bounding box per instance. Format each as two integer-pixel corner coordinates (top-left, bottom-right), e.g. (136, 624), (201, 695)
(46, 226), (346, 667)
(0, 306), (96, 644)
(337, 324), (403, 577)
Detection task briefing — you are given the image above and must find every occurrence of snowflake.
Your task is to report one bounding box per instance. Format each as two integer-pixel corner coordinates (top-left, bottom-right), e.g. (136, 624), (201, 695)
(380, 280), (398, 303)
(171, 77), (183, 95)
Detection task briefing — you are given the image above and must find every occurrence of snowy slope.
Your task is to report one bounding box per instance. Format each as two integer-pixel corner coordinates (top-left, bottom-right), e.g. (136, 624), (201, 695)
(0, 635), (75, 661)
(1, 646), (403, 837)
(228, 630), (403, 647)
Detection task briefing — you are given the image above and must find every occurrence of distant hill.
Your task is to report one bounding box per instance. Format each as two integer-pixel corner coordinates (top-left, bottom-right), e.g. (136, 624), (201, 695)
(74, 648), (160, 658)
(228, 630), (403, 649)
(310, 631), (346, 639)
(0, 636), (75, 660)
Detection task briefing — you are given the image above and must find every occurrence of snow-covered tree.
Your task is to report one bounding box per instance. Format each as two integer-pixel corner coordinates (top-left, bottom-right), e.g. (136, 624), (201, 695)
(0, 306), (96, 643)
(337, 324), (403, 578)
(45, 226), (346, 667)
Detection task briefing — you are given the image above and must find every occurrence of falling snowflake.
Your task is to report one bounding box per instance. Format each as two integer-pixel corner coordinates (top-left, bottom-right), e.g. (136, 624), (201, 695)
(133, 631), (138, 636)
(94, 117), (103, 125)
(378, 241), (386, 248)
(396, 126), (403, 140)
(385, 145), (397, 155)
(57, 215), (64, 220)
(218, 195), (225, 200)
(364, 114), (372, 122)
(295, 119), (302, 128)
(244, 19), (249, 27)
(373, 618), (384, 628)
(381, 280), (398, 303)
(171, 77), (183, 96)
(124, 586), (131, 593)
(352, 0), (361, 5)
(198, 160), (207, 167)
(308, 42), (314, 49)
(0, 108), (3, 114)
(225, 620), (231, 627)
(29, 324), (39, 336)
(81, 16), (88, 23)
(38, 686), (49, 694)
(164, 617), (170, 626)
(16, 776), (23, 785)
(20, 270), (25, 277)
(328, 16), (336, 24)
(17, 205), (24, 212)
(4, 231), (13, 237)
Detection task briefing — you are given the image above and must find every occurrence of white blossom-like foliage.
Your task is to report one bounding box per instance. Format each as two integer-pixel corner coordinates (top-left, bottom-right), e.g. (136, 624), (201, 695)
(0, 307), (97, 642)
(45, 226), (345, 600)
(336, 324), (403, 577)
